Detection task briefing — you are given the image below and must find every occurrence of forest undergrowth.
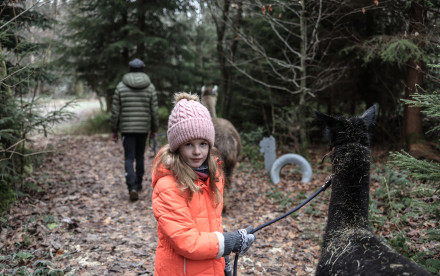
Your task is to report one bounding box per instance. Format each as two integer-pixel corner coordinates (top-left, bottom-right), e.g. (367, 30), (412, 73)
(0, 129), (439, 275)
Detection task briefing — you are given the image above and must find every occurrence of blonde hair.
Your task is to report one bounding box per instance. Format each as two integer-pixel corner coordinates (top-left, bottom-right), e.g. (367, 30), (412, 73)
(153, 144), (223, 206)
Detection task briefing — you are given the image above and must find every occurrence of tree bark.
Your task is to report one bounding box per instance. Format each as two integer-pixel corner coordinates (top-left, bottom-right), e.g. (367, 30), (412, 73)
(136, 0), (146, 58)
(108, 7), (129, 113)
(223, 0), (242, 118)
(298, 1), (309, 158)
(106, 88), (113, 113)
(0, 43), (12, 97)
(403, 58), (424, 146)
(212, 0), (230, 118)
(75, 78), (84, 97)
(403, 0), (426, 152)
(209, 0), (242, 119)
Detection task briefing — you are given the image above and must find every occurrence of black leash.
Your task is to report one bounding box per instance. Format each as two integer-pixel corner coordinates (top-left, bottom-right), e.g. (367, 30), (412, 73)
(232, 176), (333, 276)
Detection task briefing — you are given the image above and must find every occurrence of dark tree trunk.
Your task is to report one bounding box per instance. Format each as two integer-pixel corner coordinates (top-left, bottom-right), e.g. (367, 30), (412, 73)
(106, 88), (113, 113)
(404, 58), (424, 145)
(223, 1), (242, 119)
(213, 0), (230, 118)
(403, 0), (426, 152)
(136, 0), (146, 58)
(211, 0), (242, 119)
(108, 8), (129, 113)
(0, 43), (11, 97)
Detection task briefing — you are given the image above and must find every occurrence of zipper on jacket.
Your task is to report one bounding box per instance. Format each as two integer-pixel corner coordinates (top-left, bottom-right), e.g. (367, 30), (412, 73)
(183, 257), (186, 275)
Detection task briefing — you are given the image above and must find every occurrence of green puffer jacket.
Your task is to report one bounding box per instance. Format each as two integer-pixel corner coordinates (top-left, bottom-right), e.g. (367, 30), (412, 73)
(110, 72), (159, 134)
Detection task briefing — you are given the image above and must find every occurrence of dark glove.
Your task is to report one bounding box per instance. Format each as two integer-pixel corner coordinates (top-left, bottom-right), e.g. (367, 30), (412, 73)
(222, 226), (255, 256)
(224, 255), (232, 276)
(111, 132), (118, 142)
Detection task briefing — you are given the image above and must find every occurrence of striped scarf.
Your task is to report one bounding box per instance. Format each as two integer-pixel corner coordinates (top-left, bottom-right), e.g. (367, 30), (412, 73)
(193, 163), (209, 181)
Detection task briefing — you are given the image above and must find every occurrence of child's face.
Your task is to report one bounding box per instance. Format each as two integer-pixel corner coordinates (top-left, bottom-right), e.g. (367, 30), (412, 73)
(178, 139), (210, 168)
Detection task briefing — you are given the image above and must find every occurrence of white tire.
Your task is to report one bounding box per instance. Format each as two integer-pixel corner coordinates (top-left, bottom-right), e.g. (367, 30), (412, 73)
(270, 154), (313, 184)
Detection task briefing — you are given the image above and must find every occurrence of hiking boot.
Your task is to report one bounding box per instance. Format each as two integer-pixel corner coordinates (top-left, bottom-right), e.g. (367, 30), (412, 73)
(136, 178), (143, 191)
(129, 190), (139, 201)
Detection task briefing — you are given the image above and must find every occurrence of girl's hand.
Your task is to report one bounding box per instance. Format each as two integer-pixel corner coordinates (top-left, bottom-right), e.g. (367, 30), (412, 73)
(222, 226), (256, 256)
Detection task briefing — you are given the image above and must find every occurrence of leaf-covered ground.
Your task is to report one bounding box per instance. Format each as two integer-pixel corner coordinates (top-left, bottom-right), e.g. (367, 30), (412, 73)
(1, 134), (438, 275)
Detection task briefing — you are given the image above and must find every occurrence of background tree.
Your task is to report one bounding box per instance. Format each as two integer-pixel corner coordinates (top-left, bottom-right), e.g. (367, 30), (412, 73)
(387, 50), (440, 273)
(59, 0), (193, 111)
(204, 0), (356, 156)
(390, 44), (440, 174)
(238, 0), (439, 155)
(203, 0), (243, 119)
(390, 91), (440, 174)
(175, 2), (220, 92)
(402, 0), (429, 156)
(337, 0), (440, 153)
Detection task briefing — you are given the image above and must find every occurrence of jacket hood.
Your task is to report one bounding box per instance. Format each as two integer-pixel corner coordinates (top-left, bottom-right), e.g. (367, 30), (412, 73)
(152, 161), (172, 189)
(122, 72), (151, 89)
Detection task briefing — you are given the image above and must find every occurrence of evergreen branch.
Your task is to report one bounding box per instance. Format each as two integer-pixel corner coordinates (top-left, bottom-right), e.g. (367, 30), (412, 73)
(389, 151), (440, 182)
(402, 91), (440, 119)
(0, 1), (48, 31)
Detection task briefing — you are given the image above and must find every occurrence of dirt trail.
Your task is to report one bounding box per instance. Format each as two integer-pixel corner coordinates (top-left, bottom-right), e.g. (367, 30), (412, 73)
(2, 98), (329, 275)
(29, 135), (160, 275)
(2, 100), (437, 275)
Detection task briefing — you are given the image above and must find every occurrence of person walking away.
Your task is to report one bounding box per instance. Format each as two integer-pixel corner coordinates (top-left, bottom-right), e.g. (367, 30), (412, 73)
(110, 58), (159, 201)
(151, 92), (256, 275)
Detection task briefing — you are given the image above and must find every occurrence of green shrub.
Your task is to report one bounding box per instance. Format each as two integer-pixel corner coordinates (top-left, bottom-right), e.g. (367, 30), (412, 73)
(158, 106), (169, 126)
(0, 181), (16, 214)
(0, 95), (73, 215)
(370, 164), (440, 273)
(240, 127), (265, 168)
(266, 187), (295, 211)
(69, 111), (111, 135)
(13, 252), (34, 262)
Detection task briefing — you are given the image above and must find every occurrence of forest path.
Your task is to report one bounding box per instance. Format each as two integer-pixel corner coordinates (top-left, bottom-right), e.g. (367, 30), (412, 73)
(27, 135), (159, 275)
(3, 132), (328, 275)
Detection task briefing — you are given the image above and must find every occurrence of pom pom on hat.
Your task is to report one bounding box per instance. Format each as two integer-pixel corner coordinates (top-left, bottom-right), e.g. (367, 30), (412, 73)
(167, 92), (215, 152)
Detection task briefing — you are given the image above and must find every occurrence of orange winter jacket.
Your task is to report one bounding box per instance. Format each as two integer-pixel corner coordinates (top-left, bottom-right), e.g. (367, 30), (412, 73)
(152, 162), (225, 276)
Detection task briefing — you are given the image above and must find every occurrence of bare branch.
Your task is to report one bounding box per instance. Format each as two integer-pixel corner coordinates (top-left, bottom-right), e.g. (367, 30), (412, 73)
(0, 65), (31, 84)
(0, 149), (54, 162)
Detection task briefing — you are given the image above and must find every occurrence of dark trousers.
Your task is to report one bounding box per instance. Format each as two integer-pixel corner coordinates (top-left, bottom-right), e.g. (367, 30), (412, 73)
(122, 133), (148, 191)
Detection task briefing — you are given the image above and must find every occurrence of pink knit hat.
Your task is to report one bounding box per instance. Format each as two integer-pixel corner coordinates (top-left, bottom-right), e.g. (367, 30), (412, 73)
(167, 92), (215, 152)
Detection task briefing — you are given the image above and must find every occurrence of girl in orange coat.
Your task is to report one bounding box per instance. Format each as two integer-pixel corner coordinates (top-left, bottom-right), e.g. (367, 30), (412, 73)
(152, 92), (256, 276)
